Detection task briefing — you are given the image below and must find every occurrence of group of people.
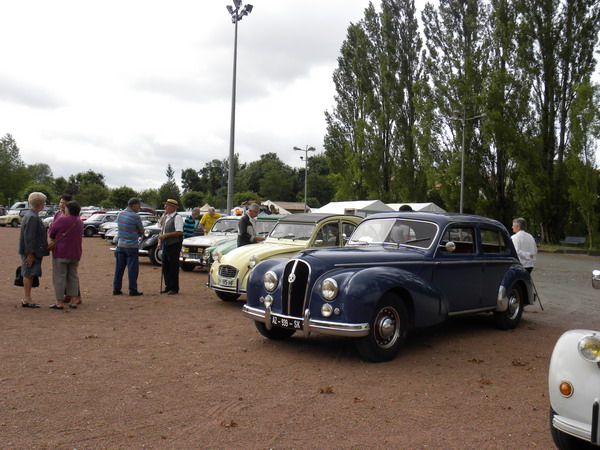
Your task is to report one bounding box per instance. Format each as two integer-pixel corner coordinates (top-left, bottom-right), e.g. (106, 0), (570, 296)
(17, 194), (538, 309)
(19, 192), (83, 309)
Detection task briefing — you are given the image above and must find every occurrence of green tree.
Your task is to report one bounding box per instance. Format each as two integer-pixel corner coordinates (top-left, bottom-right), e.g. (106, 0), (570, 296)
(27, 163), (53, 183)
(0, 133), (31, 205)
(181, 191), (205, 209)
(139, 188), (161, 208)
(79, 184), (109, 207)
(20, 181), (57, 203)
(181, 168), (201, 192)
(158, 163), (181, 205)
(108, 186), (139, 209)
(233, 191), (260, 208)
(53, 177), (70, 197)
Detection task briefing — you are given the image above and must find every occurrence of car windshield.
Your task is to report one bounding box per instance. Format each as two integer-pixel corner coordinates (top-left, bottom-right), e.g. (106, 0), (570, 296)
(211, 219), (239, 234)
(269, 222), (315, 241)
(255, 220), (278, 236)
(348, 218), (438, 249)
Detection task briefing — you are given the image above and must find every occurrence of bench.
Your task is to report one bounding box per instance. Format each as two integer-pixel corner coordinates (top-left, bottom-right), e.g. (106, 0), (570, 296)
(559, 236), (586, 246)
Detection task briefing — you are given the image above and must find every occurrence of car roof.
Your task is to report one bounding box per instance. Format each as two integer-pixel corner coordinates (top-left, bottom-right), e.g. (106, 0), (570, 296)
(256, 214), (285, 222)
(277, 213), (361, 225)
(364, 211), (505, 228)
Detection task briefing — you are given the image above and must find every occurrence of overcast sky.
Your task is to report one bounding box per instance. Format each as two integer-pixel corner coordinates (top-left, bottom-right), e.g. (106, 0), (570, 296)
(0, 0), (387, 191)
(1, 1), (597, 193)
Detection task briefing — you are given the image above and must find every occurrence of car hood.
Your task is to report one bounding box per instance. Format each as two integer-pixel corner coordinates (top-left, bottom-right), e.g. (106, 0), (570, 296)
(221, 241), (308, 264)
(297, 245), (429, 268)
(183, 234), (236, 247)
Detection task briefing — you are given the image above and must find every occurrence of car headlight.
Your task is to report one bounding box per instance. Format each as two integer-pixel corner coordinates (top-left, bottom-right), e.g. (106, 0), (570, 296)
(321, 303), (333, 317)
(320, 278), (338, 301)
(249, 255), (258, 268)
(263, 271), (278, 292)
(578, 334), (600, 363)
(143, 229), (152, 238)
(203, 248), (211, 258)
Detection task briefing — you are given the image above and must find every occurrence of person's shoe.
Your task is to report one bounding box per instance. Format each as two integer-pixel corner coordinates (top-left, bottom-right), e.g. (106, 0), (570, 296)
(167, 290), (178, 295)
(49, 304), (64, 310)
(129, 290), (144, 297)
(159, 289), (170, 294)
(112, 290), (123, 296)
(21, 301), (41, 308)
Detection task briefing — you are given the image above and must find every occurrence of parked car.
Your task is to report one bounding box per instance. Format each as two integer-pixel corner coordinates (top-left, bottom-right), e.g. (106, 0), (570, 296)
(242, 212), (535, 362)
(0, 213), (21, 227)
(82, 212), (119, 237)
(7, 201), (28, 216)
(202, 214), (285, 270)
(106, 217), (159, 243)
(179, 216), (242, 271)
(548, 269), (600, 448)
(138, 212), (194, 265)
(80, 209), (106, 221)
(209, 213), (361, 301)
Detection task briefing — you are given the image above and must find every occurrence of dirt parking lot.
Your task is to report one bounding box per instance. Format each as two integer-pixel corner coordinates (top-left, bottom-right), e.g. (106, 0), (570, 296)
(1, 226), (599, 449)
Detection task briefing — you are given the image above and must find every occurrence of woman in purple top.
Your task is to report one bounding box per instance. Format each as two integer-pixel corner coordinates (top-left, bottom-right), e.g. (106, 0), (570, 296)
(48, 200), (84, 310)
(49, 193), (72, 232)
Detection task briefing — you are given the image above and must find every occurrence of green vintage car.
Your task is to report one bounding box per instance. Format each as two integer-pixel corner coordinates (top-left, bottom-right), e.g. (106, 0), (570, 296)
(207, 213), (361, 301)
(202, 215), (284, 269)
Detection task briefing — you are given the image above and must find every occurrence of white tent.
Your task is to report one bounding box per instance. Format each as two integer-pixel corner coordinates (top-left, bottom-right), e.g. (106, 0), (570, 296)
(312, 200), (394, 217)
(387, 202), (446, 213)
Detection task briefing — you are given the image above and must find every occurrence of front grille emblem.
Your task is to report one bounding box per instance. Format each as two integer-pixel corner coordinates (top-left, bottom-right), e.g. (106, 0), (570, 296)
(288, 273), (296, 283)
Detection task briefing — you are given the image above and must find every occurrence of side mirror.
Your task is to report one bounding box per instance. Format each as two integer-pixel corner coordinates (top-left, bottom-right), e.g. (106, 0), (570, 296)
(592, 270), (600, 290)
(444, 241), (456, 253)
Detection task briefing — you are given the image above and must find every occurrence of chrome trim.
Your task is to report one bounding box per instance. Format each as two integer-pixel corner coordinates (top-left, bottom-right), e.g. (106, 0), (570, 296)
(138, 249), (149, 255)
(496, 285), (508, 311)
(179, 257), (202, 263)
(335, 260), (437, 268)
(242, 305), (369, 337)
(448, 306), (496, 316)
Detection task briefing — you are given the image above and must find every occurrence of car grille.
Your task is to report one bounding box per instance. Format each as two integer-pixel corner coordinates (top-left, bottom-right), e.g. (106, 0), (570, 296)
(218, 265), (238, 278)
(282, 259), (311, 317)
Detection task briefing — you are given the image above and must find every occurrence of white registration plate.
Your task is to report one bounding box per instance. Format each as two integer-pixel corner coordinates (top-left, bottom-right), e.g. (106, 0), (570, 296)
(218, 277), (236, 287)
(272, 315), (303, 330)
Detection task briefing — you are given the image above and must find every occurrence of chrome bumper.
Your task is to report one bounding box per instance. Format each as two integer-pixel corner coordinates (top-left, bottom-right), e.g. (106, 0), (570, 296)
(242, 304), (369, 338)
(553, 400), (600, 445)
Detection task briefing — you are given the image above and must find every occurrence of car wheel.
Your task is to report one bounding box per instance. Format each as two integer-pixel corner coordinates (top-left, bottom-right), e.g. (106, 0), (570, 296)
(148, 246), (162, 266)
(355, 293), (408, 363)
(180, 262), (195, 272)
(494, 284), (524, 330)
(254, 321), (296, 340)
(84, 227), (95, 237)
(11, 219), (18, 227)
(215, 290), (240, 302)
(549, 408), (591, 449)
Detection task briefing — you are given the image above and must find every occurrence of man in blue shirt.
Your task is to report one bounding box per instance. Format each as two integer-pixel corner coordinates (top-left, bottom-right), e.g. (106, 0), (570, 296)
(113, 198), (144, 296)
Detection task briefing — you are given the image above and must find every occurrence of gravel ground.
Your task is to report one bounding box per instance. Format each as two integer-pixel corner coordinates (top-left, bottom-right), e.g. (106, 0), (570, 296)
(1, 226), (598, 449)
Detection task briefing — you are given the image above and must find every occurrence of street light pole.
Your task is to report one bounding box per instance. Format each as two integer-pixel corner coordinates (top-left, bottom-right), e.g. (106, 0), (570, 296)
(451, 110), (485, 213)
(293, 145), (316, 212)
(226, 1), (253, 215)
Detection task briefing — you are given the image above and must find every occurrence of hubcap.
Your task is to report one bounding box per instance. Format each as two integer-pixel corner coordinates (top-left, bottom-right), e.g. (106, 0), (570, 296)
(374, 307), (400, 349)
(507, 290), (521, 320)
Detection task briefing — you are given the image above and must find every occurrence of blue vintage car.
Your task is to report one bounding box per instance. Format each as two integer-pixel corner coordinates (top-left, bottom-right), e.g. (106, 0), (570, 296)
(242, 212), (535, 362)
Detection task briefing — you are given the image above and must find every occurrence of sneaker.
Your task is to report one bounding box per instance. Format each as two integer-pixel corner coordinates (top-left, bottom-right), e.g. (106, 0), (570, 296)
(129, 290), (144, 297)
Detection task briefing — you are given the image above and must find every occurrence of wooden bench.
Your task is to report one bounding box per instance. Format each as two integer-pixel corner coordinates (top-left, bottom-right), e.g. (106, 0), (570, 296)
(559, 236), (586, 246)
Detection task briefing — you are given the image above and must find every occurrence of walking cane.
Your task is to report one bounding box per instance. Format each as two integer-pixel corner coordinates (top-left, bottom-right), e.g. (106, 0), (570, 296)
(531, 278), (544, 311)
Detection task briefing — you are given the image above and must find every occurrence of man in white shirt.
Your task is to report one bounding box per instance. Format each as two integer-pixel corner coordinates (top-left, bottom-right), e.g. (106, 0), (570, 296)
(511, 217), (537, 273)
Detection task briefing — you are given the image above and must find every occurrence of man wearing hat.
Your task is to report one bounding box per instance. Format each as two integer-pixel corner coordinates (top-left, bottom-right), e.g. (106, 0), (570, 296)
(113, 197), (145, 296)
(158, 199), (184, 295)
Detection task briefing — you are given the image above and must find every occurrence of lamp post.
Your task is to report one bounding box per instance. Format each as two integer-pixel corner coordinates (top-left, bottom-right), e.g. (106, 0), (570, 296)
(451, 110), (485, 213)
(226, 1), (253, 214)
(293, 145), (316, 212)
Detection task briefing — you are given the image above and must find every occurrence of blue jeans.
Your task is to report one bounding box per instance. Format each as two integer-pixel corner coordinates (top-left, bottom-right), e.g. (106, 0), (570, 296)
(113, 247), (139, 292)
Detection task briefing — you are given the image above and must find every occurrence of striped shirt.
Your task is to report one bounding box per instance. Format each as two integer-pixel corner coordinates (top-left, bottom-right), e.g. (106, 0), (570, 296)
(116, 207), (144, 248)
(183, 215), (197, 238)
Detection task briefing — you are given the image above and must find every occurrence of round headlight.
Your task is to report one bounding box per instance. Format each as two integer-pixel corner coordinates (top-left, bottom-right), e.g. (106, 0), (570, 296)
(321, 303), (333, 317)
(203, 248), (211, 257)
(320, 278), (338, 301)
(263, 271), (278, 292)
(578, 334), (600, 363)
(263, 295), (273, 308)
(143, 229), (152, 238)
(213, 250), (221, 263)
(249, 255), (258, 268)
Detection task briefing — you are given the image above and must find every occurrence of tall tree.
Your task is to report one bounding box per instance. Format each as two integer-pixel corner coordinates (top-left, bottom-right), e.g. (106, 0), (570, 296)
(27, 163), (53, 184)
(0, 134), (31, 205)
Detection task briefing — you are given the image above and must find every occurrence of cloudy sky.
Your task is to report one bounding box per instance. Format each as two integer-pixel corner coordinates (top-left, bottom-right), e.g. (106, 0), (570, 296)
(0, 0), (390, 191)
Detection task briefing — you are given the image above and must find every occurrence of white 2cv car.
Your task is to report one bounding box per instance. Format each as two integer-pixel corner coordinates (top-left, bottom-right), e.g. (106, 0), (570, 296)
(548, 269), (600, 448)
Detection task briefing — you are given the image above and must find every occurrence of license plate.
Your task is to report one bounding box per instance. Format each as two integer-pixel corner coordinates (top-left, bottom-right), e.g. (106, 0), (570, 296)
(272, 315), (303, 330)
(218, 277), (236, 287)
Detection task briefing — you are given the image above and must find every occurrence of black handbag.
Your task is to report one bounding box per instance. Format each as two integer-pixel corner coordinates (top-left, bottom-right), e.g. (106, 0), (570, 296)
(14, 266), (40, 288)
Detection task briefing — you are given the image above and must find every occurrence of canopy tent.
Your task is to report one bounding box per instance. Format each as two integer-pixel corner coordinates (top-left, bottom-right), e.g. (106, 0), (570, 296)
(387, 202), (446, 213)
(311, 200), (394, 217)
